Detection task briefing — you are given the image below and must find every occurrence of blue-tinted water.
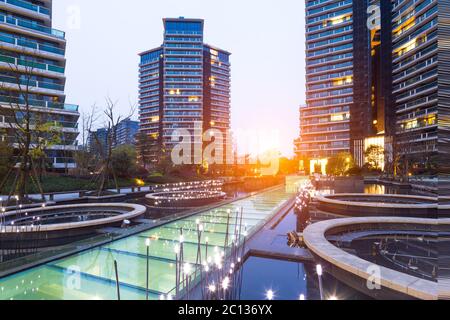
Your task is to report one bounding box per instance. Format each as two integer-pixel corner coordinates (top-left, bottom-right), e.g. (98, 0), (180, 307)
(239, 256), (369, 300)
(238, 257), (317, 300)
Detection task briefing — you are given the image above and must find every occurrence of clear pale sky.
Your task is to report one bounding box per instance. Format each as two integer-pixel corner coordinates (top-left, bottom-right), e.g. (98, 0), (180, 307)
(52, 0), (306, 157)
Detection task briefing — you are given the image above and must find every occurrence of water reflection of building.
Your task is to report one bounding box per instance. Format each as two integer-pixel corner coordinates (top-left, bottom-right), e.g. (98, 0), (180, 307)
(364, 183), (386, 195)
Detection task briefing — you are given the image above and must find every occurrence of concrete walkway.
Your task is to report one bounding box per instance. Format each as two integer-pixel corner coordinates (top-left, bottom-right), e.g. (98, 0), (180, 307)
(245, 206), (314, 262)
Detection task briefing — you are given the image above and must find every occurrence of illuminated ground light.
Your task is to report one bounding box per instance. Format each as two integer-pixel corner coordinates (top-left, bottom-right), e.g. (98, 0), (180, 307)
(266, 290), (275, 301)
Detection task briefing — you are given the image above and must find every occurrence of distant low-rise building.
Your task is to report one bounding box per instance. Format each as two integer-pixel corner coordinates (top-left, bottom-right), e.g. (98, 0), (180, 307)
(87, 128), (109, 156)
(115, 118), (139, 146)
(87, 118), (139, 155)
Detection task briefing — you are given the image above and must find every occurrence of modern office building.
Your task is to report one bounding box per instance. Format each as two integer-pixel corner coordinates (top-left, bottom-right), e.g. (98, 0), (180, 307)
(298, 0), (356, 174)
(115, 117), (139, 146)
(0, 0), (79, 171)
(138, 17), (231, 164)
(392, 0), (439, 160)
(87, 128), (109, 156)
(438, 0), (450, 177)
(297, 0), (442, 174)
(87, 118), (138, 155)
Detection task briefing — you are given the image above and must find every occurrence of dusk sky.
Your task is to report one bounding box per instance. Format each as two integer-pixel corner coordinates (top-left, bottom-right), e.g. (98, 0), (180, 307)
(52, 0), (306, 157)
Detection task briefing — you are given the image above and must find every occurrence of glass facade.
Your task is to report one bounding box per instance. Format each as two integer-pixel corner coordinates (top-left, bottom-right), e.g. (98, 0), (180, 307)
(297, 0), (441, 170)
(115, 118), (139, 146)
(0, 0), (79, 170)
(299, 0), (354, 160)
(139, 18), (231, 163)
(392, 0), (438, 155)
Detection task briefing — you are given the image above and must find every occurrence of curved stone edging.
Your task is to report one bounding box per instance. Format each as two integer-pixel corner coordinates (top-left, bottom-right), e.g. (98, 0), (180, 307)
(146, 190), (226, 200)
(317, 193), (437, 209)
(303, 217), (446, 300)
(1, 203), (146, 232)
(145, 190), (227, 208)
(3, 201), (56, 212)
(316, 194), (440, 217)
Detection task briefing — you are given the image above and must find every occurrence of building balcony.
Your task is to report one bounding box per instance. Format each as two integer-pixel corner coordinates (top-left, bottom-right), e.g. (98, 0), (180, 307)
(307, 34), (352, 50)
(0, 32), (65, 59)
(211, 91), (230, 99)
(139, 91), (159, 99)
(307, 26), (352, 43)
(397, 110), (437, 126)
(164, 79), (203, 84)
(393, 30), (437, 64)
(307, 90), (353, 102)
(164, 112), (201, 117)
(0, 0), (50, 18)
(0, 53), (65, 75)
(307, 54), (352, 69)
(307, 70), (353, 85)
(0, 120), (79, 134)
(307, 1), (352, 20)
(393, 70), (437, 95)
(301, 127), (350, 135)
(307, 81), (352, 93)
(396, 94), (437, 114)
(396, 132), (438, 145)
(393, 0), (434, 23)
(0, 74), (65, 93)
(307, 44), (353, 60)
(393, 40), (437, 71)
(306, 0), (337, 9)
(301, 118), (350, 127)
(306, 19), (353, 36)
(299, 146), (349, 153)
(0, 13), (65, 40)
(395, 81), (437, 104)
(47, 145), (79, 152)
(393, 5), (437, 41)
(52, 161), (77, 170)
(306, 62), (353, 76)
(392, 57), (437, 84)
(299, 134), (349, 143)
(164, 31), (203, 36)
(0, 95), (79, 113)
(211, 68), (230, 77)
(164, 38), (203, 44)
(4, 138), (79, 153)
(162, 118), (202, 124)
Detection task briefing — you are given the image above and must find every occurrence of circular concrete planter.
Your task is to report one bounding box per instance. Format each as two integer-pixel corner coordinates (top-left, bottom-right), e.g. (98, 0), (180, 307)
(316, 194), (440, 218)
(0, 203), (146, 248)
(303, 217), (447, 300)
(146, 190), (227, 208)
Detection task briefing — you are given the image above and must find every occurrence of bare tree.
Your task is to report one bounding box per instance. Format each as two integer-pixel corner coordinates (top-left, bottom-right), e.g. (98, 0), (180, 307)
(73, 104), (99, 177)
(89, 97), (135, 196)
(0, 60), (54, 202)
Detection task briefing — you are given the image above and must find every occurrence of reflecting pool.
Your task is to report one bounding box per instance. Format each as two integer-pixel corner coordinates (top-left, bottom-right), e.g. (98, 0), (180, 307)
(0, 187), (292, 300)
(238, 256), (368, 300)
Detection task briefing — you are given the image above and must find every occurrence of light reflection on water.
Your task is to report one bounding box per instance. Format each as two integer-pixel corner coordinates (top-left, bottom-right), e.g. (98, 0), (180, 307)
(317, 183), (423, 196)
(364, 184), (386, 195)
(239, 256), (368, 300)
